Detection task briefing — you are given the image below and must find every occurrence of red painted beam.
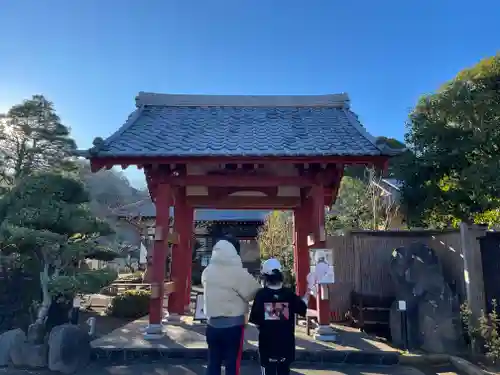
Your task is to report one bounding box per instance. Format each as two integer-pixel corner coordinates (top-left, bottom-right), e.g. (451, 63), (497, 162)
(207, 186), (278, 200)
(186, 196), (301, 209)
(89, 155), (390, 171)
(166, 174), (312, 187)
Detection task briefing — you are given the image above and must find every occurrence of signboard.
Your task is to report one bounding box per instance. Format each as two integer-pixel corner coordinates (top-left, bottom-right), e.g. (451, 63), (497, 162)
(309, 248), (333, 266)
(309, 248), (334, 279)
(193, 293), (207, 321)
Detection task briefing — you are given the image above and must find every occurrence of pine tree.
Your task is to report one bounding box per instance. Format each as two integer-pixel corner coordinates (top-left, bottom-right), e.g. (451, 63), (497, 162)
(0, 95), (77, 185)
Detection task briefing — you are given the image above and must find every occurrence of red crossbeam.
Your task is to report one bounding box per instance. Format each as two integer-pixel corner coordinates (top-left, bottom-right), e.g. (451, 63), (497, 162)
(164, 174), (313, 187)
(186, 196), (301, 209)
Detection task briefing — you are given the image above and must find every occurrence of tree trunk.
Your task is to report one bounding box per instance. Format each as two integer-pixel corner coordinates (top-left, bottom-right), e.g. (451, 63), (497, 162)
(36, 264), (51, 324)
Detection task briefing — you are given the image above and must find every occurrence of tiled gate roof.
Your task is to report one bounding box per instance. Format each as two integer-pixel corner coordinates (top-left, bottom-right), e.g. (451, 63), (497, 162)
(81, 92), (394, 158)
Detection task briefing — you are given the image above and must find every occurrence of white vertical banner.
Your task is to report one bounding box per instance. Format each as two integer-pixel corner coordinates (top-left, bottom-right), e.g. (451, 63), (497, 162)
(139, 242), (147, 264)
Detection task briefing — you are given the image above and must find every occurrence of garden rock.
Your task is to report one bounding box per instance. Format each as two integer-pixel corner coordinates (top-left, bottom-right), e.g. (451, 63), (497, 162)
(27, 322), (46, 344)
(10, 338), (48, 368)
(0, 328), (26, 367)
(21, 344), (47, 368)
(48, 324), (90, 374)
(7, 329), (28, 366)
(418, 298), (464, 353)
(389, 242), (465, 353)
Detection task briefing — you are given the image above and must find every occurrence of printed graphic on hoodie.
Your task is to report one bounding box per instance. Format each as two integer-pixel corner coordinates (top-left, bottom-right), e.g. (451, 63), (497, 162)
(249, 287), (307, 365)
(264, 302), (289, 320)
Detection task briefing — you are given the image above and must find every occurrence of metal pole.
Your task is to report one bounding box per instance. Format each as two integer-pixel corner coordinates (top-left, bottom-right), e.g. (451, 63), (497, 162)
(400, 310), (408, 350)
(398, 300), (409, 351)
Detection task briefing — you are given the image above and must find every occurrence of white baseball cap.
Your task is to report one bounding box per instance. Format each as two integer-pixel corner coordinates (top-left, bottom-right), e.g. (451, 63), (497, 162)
(261, 258), (282, 275)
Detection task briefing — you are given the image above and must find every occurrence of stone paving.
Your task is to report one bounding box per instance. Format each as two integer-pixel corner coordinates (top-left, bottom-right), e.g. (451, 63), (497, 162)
(90, 287), (401, 366)
(91, 315), (397, 352)
(0, 363), (428, 375)
(90, 316), (400, 366)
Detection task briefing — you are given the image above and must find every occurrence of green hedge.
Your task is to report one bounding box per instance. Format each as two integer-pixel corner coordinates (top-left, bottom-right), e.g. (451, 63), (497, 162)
(107, 289), (150, 319)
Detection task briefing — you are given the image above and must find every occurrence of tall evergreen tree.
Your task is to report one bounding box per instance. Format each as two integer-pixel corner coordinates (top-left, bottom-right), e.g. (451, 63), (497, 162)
(0, 95), (77, 185)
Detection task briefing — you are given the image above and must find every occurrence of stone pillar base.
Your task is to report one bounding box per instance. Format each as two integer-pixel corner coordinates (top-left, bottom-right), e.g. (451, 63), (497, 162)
(166, 313), (181, 323)
(142, 324), (164, 340)
(314, 325), (337, 342)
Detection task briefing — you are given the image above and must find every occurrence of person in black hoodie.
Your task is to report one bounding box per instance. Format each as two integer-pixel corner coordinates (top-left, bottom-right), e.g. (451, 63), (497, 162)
(249, 258), (307, 375)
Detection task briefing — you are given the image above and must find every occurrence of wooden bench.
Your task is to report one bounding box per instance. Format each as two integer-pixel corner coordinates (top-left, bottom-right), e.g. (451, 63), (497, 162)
(102, 283), (150, 295)
(348, 291), (393, 339)
(102, 281), (176, 296)
(305, 309), (318, 336)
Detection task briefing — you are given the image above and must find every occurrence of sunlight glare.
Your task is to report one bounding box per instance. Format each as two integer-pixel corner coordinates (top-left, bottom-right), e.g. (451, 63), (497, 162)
(0, 113), (17, 136)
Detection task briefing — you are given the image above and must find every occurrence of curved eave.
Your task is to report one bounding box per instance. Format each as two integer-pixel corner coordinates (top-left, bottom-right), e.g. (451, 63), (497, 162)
(78, 153), (393, 173)
(376, 144), (407, 157)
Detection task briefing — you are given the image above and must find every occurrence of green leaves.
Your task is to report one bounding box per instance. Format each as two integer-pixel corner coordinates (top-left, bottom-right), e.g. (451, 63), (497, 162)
(0, 95), (77, 185)
(257, 211), (294, 274)
(401, 54), (500, 227)
(326, 171), (402, 233)
(49, 268), (118, 295)
(327, 176), (372, 233)
(0, 171), (117, 294)
(0, 223), (65, 255)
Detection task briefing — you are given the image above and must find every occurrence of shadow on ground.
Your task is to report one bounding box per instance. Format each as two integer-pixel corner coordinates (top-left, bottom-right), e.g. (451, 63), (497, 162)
(0, 362), (427, 375)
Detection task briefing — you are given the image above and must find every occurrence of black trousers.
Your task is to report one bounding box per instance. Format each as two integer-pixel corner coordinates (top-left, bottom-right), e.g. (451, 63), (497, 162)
(206, 324), (245, 375)
(260, 361), (291, 375)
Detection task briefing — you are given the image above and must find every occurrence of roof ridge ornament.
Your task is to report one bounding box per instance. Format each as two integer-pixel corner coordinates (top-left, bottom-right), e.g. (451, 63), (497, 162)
(374, 140), (408, 156)
(88, 137), (108, 156)
(135, 92), (350, 109)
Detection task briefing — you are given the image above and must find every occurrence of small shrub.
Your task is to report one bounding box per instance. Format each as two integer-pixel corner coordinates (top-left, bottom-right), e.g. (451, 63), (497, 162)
(479, 300), (500, 364)
(107, 289), (150, 319)
(460, 299), (500, 364)
(461, 301), (479, 348)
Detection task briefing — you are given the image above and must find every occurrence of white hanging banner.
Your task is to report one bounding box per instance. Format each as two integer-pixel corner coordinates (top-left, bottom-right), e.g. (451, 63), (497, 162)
(139, 242), (147, 264)
(194, 293), (207, 321)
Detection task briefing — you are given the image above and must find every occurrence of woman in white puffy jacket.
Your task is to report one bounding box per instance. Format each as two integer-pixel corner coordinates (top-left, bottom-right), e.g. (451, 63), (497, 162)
(202, 236), (261, 375)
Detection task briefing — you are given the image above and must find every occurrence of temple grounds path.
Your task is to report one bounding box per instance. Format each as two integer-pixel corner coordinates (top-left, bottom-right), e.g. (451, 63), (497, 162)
(0, 363), (436, 375)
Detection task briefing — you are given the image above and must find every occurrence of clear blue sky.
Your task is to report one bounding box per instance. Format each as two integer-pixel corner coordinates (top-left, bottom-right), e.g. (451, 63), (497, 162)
(1, 0), (499, 187)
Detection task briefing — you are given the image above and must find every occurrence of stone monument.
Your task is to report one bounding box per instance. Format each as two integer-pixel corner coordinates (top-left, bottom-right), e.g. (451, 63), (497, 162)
(389, 242), (465, 353)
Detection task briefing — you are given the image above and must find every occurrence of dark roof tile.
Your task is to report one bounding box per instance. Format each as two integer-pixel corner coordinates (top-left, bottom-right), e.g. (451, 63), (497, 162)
(83, 93), (387, 158)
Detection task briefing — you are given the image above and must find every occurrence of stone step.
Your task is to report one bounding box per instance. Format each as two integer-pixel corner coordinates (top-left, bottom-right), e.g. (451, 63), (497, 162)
(90, 347), (400, 366)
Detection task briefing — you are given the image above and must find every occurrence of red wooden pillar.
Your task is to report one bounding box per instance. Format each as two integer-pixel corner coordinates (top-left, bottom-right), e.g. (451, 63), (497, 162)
(310, 185), (332, 325)
(308, 185), (337, 341)
(184, 205), (194, 312)
(293, 200), (311, 298)
(145, 183), (171, 338)
(169, 187), (190, 315)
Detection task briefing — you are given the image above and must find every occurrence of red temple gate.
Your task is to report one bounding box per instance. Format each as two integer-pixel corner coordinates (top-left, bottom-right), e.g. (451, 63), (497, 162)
(79, 92), (399, 338)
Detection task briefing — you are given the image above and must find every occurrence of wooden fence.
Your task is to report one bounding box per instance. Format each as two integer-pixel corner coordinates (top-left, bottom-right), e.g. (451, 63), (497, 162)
(326, 229), (466, 320)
